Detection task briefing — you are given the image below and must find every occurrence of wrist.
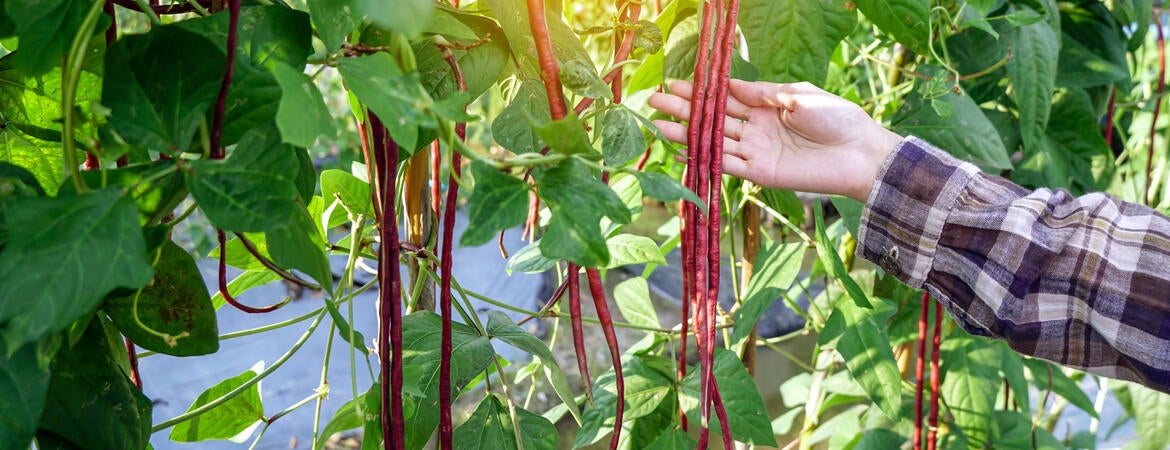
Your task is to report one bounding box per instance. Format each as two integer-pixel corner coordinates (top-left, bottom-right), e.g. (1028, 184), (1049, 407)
(850, 128), (903, 202)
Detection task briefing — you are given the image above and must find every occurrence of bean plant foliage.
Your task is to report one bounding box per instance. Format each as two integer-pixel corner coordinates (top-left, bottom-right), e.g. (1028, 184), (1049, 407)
(0, 0), (1167, 448)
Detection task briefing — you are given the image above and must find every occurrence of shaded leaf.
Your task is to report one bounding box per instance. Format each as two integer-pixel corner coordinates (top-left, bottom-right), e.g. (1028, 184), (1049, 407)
(273, 63), (336, 147)
(454, 395), (559, 450)
(1005, 6), (1059, 154)
(536, 158), (631, 267)
(576, 356), (675, 447)
(505, 240), (558, 274)
(491, 80), (551, 154)
(485, 311), (580, 425)
(940, 333), (1000, 447)
(891, 82), (1012, 170)
(462, 161), (530, 247)
(338, 52), (430, 151)
(0, 341), (49, 450)
(602, 108), (647, 166)
(740, 0), (856, 85)
(854, 0), (930, 53)
(731, 239), (804, 350)
(631, 171), (704, 211)
(678, 349), (777, 446)
(186, 125), (301, 233)
(6, 0), (91, 76)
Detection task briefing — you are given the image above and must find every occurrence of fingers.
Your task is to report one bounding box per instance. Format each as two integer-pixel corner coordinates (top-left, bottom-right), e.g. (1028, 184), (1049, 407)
(648, 91), (691, 121)
(652, 119), (687, 145)
(728, 79), (823, 110)
(665, 80), (753, 119)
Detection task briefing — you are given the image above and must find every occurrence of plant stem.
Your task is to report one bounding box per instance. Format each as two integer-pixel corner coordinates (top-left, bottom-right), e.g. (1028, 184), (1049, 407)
(61, 0), (107, 193)
(151, 311), (327, 432)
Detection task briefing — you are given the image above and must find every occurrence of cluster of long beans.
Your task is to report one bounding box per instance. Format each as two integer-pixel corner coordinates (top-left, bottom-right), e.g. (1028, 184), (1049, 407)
(681, 0), (740, 447)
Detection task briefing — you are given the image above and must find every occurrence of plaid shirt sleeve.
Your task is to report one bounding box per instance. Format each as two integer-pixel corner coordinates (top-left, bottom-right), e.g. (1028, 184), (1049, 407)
(857, 136), (1170, 393)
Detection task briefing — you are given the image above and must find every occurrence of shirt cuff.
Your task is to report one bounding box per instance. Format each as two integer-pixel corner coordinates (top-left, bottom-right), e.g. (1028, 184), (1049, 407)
(855, 136), (982, 288)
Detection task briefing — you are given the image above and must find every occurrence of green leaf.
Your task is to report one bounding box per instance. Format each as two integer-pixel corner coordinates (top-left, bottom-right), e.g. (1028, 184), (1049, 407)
(731, 239), (804, 350)
(64, 160), (188, 226)
(1013, 88), (1113, 194)
(1128, 383), (1170, 449)
(491, 80), (551, 154)
(940, 334), (1001, 447)
(0, 188), (152, 350)
(678, 349), (777, 446)
(104, 25), (225, 154)
(273, 63), (337, 147)
(605, 234), (665, 268)
(308, 0), (357, 52)
(321, 169), (374, 220)
(505, 240), (558, 274)
(576, 356), (675, 447)
(853, 0), (930, 53)
(740, 0), (856, 85)
(760, 188), (805, 225)
(355, 0), (432, 38)
(533, 114), (594, 156)
(462, 161), (531, 247)
(891, 83), (1012, 170)
(104, 240), (219, 356)
(631, 171), (704, 211)
(186, 125), (301, 233)
(601, 108), (647, 166)
(1021, 358), (1097, 418)
(169, 363), (265, 443)
(5, 0), (91, 76)
(0, 49), (102, 147)
(211, 270), (281, 309)
(0, 341), (49, 450)
(614, 277), (661, 330)
(990, 410), (1063, 449)
(1005, 6), (1059, 154)
(480, 0), (593, 78)
(39, 319), (152, 450)
(817, 292), (902, 420)
(536, 158), (631, 267)
(484, 310), (581, 425)
(338, 52), (431, 151)
(453, 395), (559, 450)
(401, 311), (495, 450)
(662, 14), (704, 80)
(813, 205), (871, 308)
(413, 8), (510, 103)
(994, 342), (1031, 415)
(266, 206), (333, 292)
(0, 127), (65, 196)
(644, 428), (698, 450)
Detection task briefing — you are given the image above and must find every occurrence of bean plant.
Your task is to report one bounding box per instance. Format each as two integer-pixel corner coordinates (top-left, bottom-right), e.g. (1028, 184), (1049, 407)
(0, 0), (1167, 448)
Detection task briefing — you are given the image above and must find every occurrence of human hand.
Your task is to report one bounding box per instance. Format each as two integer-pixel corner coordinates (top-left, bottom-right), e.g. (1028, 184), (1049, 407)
(648, 80), (904, 202)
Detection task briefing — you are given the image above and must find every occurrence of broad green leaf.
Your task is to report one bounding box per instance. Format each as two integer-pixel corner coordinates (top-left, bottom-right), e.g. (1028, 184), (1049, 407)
(39, 320), (152, 450)
(0, 341), (49, 449)
(614, 278), (661, 330)
(760, 188), (805, 225)
(186, 125), (301, 233)
(1056, 33), (1128, 89)
(731, 239), (804, 350)
(817, 292), (902, 420)
(576, 356), (675, 447)
(104, 25), (225, 154)
(854, 429), (906, 450)
(1128, 382), (1170, 449)
(480, 0), (592, 78)
(678, 349), (777, 446)
(536, 158), (631, 267)
(491, 80), (551, 154)
(627, 47), (665, 93)
(211, 233), (270, 272)
(170, 363), (265, 443)
(740, 0), (856, 85)
(994, 342), (1031, 415)
(462, 161), (531, 247)
(1021, 358), (1097, 418)
(266, 206), (333, 292)
(453, 395), (559, 450)
(104, 240), (219, 357)
(602, 108), (646, 166)
(64, 160), (188, 226)
(940, 333), (1000, 447)
(631, 171), (704, 211)
(273, 63), (336, 147)
(338, 53), (430, 151)
(321, 169), (374, 227)
(853, 0), (930, 53)
(1005, 6), (1059, 154)
(1058, 2), (1129, 89)
(355, 0), (431, 38)
(484, 311), (581, 425)
(605, 234), (666, 268)
(990, 410), (1063, 449)
(211, 270), (282, 309)
(413, 7), (510, 102)
(645, 428), (698, 450)
(622, 396), (677, 450)
(5, 0), (91, 76)
(401, 311), (495, 450)
(0, 127), (63, 196)
(314, 384), (379, 449)
(533, 114), (594, 156)
(307, 0), (357, 51)
(0, 188), (152, 350)
(891, 83), (1012, 170)
(505, 240), (558, 274)
(0, 50), (102, 147)
(813, 206), (871, 308)
(1013, 88), (1113, 194)
(662, 14), (704, 80)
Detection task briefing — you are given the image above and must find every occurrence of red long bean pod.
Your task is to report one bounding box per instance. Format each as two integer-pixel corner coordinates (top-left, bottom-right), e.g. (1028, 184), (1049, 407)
(356, 119), (383, 224)
(567, 264), (593, 396)
(374, 123), (405, 450)
(572, 1), (642, 114)
(1149, 12), (1165, 205)
(526, 0), (568, 118)
(586, 269), (625, 449)
(437, 45), (469, 449)
(1102, 87), (1117, 145)
(913, 291), (930, 450)
(927, 296), (942, 450)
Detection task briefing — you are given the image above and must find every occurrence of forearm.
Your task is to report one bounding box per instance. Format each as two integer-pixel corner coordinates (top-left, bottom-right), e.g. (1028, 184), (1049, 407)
(857, 137), (1170, 393)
